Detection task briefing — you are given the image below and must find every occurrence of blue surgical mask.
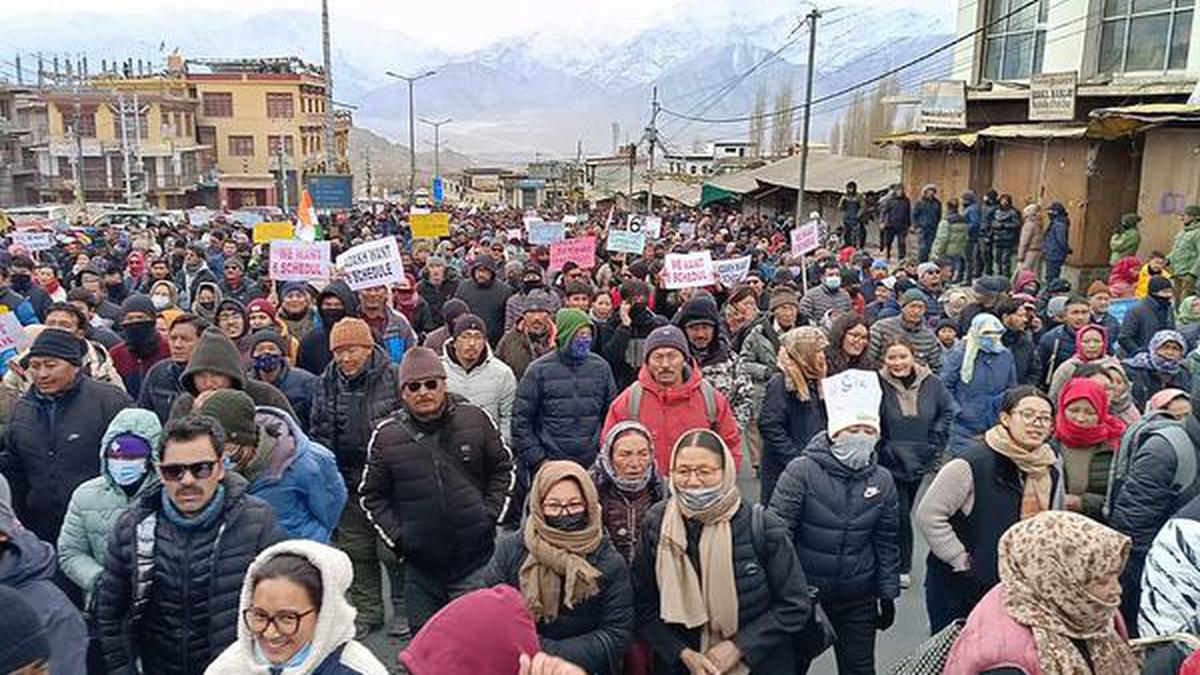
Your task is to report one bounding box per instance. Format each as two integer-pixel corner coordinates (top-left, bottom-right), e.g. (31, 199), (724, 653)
(823, 276), (842, 290)
(108, 458), (148, 486)
(568, 336), (593, 360)
(254, 640), (314, 669)
(676, 485), (723, 511)
(979, 335), (1004, 353)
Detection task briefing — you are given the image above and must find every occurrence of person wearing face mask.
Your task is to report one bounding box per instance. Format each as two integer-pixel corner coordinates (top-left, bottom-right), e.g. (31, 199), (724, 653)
(479, 461), (632, 674)
(191, 280), (224, 323)
(175, 242), (218, 312)
(249, 330), (317, 432)
(917, 386), (1063, 633)
(770, 371), (901, 675)
(455, 254), (514, 346)
(496, 294), (558, 380)
(1052, 377), (1126, 522)
(0, 261), (40, 326)
(109, 294), (171, 397)
(506, 261), (562, 332)
(57, 409), (163, 605)
(1047, 324), (1121, 403)
(297, 280), (359, 377)
(149, 279), (180, 313)
(798, 262), (851, 325)
(601, 279), (669, 392)
(1119, 275), (1176, 357)
(673, 295), (754, 429)
(1124, 329), (1191, 411)
(942, 313), (1018, 450)
(10, 256), (51, 322)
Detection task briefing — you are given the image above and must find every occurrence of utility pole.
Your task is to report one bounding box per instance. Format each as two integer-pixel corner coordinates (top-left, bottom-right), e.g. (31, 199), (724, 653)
(117, 90), (133, 205)
(645, 86), (659, 214)
(385, 70), (437, 201)
(69, 67), (85, 208)
(419, 117), (451, 181)
(627, 143), (635, 207)
(277, 150), (290, 212)
(574, 139), (582, 213)
(132, 90), (144, 206)
(320, 0), (337, 173)
(364, 146), (373, 210)
(795, 8), (820, 229)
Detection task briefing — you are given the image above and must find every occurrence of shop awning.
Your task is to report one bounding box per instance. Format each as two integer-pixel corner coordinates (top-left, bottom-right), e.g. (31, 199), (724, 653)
(975, 124), (1089, 140)
(700, 184), (741, 208)
(875, 130), (978, 148)
(1088, 103), (1200, 139)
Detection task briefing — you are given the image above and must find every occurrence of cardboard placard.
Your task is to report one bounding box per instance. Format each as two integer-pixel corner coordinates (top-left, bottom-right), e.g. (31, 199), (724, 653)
(823, 369), (883, 431)
(253, 221), (295, 244)
(791, 223), (820, 255)
(626, 214), (663, 239)
(11, 230), (55, 251)
(606, 230), (646, 255)
(549, 236), (596, 272)
(527, 220), (565, 246)
(232, 211), (265, 227)
(712, 255), (752, 287)
(410, 212), (451, 239)
(336, 238), (405, 291)
(270, 240), (331, 282)
(663, 251), (715, 289)
(0, 311), (29, 352)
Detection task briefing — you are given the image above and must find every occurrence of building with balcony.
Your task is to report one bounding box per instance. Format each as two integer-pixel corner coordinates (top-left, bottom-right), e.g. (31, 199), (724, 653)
(664, 140), (763, 178)
(0, 86), (40, 206)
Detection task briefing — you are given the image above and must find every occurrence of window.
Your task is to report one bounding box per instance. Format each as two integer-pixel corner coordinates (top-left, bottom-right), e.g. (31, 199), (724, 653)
(267, 134), (295, 157)
(228, 135), (255, 157)
(112, 111), (149, 139)
(982, 0), (1049, 80)
(202, 92), (233, 117)
(266, 93), (294, 119)
(1099, 0), (1194, 73)
(72, 109), (97, 138)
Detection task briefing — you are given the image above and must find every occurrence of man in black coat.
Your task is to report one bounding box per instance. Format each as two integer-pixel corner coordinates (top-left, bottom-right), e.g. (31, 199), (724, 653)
(416, 255), (460, 327)
(1120, 276), (1176, 357)
(1037, 295), (1092, 387)
(454, 254), (513, 346)
(911, 184), (941, 263)
(96, 416), (285, 675)
(360, 347), (514, 633)
(998, 299), (1041, 386)
(0, 329), (131, 545)
(880, 184), (911, 260)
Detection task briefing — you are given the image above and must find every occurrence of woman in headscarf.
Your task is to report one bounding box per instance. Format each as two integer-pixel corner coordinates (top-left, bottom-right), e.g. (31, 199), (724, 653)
(759, 326), (829, 505)
(1123, 329), (1191, 411)
(940, 287), (976, 325)
(1053, 378), (1126, 522)
(917, 386), (1064, 632)
(944, 511), (1137, 675)
(633, 429), (810, 675)
(1108, 256), (1142, 299)
(481, 460), (633, 675)
(941, 313), (1018, 451)
(1047, 324), (1122, 403)
(824, 312), (873, 376)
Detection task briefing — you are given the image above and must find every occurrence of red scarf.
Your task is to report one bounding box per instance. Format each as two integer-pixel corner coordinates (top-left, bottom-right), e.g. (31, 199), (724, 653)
(1073, 323), (1109, 362)
(1055, 378), (1126, 449)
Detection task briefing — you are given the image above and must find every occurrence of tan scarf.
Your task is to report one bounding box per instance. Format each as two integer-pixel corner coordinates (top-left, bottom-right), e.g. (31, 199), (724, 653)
(999, 511), (1139, 675)
(985, 425), (1056, 518)
(777, 327), (829, 401)
(655, 433), (747, 674)
(518, 461), (604, 623)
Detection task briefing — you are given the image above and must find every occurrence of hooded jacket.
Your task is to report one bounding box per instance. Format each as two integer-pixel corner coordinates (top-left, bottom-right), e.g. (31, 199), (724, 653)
(167, 329), (297, 422)
(1043, 210), (1072, 263)
(191, 280), (223, 322)
(309, 346), (400, 489)
(878, 365), (957, 482)
(513, 347), (616, 470)
(298, 281), (359, 376)
(57, 408), (162, 601)
(442, 340), (518, 443)
(0, 527), (89, 675)
(205, 541), (388, 675)
(912, 193), (942, 235)
(137, 357), (186, 423)
(455, 256), (514, 345)
(1017, 204), (1045, 264)
(1119, 296), (1176, 357)
(673, 296), (754, 427)
(110, 330), (171, 396)
(942, 342), (1017, 448)
(174, 263), (219, 311)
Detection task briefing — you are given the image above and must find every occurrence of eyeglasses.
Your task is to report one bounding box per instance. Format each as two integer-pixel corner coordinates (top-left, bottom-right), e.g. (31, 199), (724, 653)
(673, 466), (719, 482)
(404, 379), (440, 393)
(243, 607), (316, 636)
(1014, 408), (1053, 427)
(159, 461), (217, 482)
(542, 501), (587, 517)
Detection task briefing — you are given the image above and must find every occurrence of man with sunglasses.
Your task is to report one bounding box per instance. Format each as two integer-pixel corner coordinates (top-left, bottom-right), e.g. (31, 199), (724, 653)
(360, 346), (514, 634)
(96, 415), (285, 675)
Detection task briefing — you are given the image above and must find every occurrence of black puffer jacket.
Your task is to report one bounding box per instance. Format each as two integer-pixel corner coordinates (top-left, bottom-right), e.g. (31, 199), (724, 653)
(990, 205), (1022, 249)
(1, 374), (131, 544)
(1110, 413), (1200, 559)
(878, 367), (956, 483)
(297, 281), (359, 376)
(454, 256), (513, 345)
(634, 500), (811, 674)
(769, 433), (901, 602)
(309, 346), (400, 488)
(96, 474), (286, 675)
(513, 350), (616, 469)
(600, 309), (669, 391)
(481, 532), (634, 675)
(137, 358), (185, 423)
(359, 395), (514, 580)
(758, 374), (826, 505)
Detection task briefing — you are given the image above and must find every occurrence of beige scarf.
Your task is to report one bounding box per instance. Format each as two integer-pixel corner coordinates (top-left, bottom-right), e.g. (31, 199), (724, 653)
(777, 327), (829, 401)
(518, 461), (604, 623)
(985, 425), (1056, 518)
(656, 433), (747, 674)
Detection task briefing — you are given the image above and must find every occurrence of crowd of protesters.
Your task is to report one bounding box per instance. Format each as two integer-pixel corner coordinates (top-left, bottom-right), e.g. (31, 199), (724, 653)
(2, 194), (1200, 675)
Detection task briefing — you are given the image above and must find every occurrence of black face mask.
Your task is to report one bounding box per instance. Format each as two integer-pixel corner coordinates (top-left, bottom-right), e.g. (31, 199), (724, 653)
(523, 279), (541, 292)
(9, 274), (30, 294)
(544, 512), (589, 532)
(320, 307), (347, 328)
(123, 321), (159, 353)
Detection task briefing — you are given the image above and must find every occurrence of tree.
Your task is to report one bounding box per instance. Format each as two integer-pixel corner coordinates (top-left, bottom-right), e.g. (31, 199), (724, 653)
(770, 79), (795, 157)
(829, 120), (842, 155)
(748, 84), (768, 157)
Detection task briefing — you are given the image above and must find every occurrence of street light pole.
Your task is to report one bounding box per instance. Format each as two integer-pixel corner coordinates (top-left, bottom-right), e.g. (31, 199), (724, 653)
(419, 117), (451, 181)
(385, 70), (436, 202)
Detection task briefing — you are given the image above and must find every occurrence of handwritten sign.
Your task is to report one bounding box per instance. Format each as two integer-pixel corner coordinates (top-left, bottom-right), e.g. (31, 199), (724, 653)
(823, 369), (883, 433)
(549, 236), (596, 272)
(187, 210), (214, 226)
(505, 228), (524, 242)
(410, 212), (450, 239)
(607, 230), (646, 255)
(254, 221), (295, 244)
(0, 312), (29, 352)
(712, 255), (752, 287)
(11, 230), (55, 251)
(791, 223), (820, 256)
(336, 238), (405, 291)
(270, 240), (331, 282)
(663, 251), (715, 290)
(626, 214), (662, 240)
(527, 220), (565, 246)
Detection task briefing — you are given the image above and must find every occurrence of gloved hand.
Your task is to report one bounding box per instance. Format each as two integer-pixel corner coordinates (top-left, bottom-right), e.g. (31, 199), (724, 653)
(876, 598), (896, 630)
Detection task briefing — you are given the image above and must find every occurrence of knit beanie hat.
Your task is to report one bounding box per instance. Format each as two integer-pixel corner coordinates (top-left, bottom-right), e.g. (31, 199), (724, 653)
(769, 287), (799, 311)
(121, 293), (158, 321)
(1150, 275), (1174, 297)
(555, 308), (592, 351)
(1184, 205), (1200, 219)
(21, 328), (83, 367)
(107, 433), (154, 460)
(246, 298), (278, 321)
(400, 346), (447, 385)
(643, 325), (689, 362)
(399, 585), (540, 675)
(899, 288), (928, 308)
(441, 298), (469, 325)
(250, 329), (289, 355)
(0, 585), (50, 673)
(281, 281), (310, 299)
(195, 389), (258, 447)
(452, 314), (487, 338)
(329, 317), (374, 352)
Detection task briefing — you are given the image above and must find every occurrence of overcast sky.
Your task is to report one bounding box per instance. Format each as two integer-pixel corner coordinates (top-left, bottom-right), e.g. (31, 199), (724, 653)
(4, 0), (956, 52)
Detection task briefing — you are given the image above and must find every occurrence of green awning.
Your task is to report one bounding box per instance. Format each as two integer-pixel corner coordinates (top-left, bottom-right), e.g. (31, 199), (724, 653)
(701, 184), (741, 208)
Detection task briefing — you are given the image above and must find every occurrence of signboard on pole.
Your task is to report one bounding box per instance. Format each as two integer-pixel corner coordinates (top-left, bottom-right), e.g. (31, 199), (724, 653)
(663, 251), (715, 289)
(336, 238), (405, 291)
(410, 212), (451, 239)
(791, 223), (821, 255)
(712, 255), (752, 287)
(1029, 71), (1077, 121)
(606, 230), (646, 254)
(253, 221), (295, 244)
(305, 175), (354, 209)
(11, 230), (55, 252)
(270, 240), (331, 282)
(432, 177), (444, 204)
(920, 80), (967, 130)
(549, 236), (596, 272)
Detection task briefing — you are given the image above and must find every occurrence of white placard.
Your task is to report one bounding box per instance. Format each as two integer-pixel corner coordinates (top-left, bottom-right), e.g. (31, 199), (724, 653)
(823, 369), (883, 433)
(678, 221), (697, 237)
(336, 238), (405, 291)
(0, 312), (30, 352)
(270, 240), (331, 282)
(712, 255), (752, 287)
(11, 230), (55, 251)
(607, 230), (646, 254)
(663, 251), (715, 290)
(626, 214), (662, 239)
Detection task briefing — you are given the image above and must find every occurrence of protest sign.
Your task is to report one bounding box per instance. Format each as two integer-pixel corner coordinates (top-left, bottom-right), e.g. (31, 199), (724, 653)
(606, 230), (646, 255)
(563, 214), (578, 225)
(336, 238), (405, 291)
(270, 240), (331, 282)
(187, 209), (214, 226)
(253, 221), (295, 244)
(823, 369), (883, 432)
(642, 216), (663, 238)
(527, 220), (565, 245)
(505, 228), (524, 242)
(663, 251), (715, 290)
(0, 312), (29, 352)
(11, 230), (55, 251)
(232, 210), (264, 227)
(678, 221), (697, 237)
(549, 236), (596, 272)
(712, 255), (752, 287)
(410, 212), (450, 238)
(791, 223), (820, 255)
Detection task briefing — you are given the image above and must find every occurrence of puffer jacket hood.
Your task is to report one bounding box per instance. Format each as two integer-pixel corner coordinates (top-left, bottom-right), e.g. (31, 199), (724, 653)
(672, 295), (721, 328)
(206, 540), (387, 675)
(316, 280), (360, 318)
(180, 328), (247, 394)
(0, 527), (56, 586)
(253, 406), (307, 482)
(194, 280), (224, 308)
(150, 279), (179, 306)
(100, 408), (163, 489)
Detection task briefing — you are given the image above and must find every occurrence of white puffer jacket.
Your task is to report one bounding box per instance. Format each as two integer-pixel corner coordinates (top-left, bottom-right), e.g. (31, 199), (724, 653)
(442, 342), (518, 443)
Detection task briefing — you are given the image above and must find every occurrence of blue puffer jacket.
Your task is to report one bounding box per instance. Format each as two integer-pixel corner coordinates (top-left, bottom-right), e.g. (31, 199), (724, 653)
(512, 349), (616, 468)
(253, 364), (318, 432)
(941, 344), (1017, 450)
(768, 433), (901, 602)
(1043, 213), (1072, 262)
(247, 406), (347, 543)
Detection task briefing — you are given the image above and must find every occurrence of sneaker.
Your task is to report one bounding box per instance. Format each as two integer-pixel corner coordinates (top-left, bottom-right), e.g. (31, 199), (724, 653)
(354, 621), (382, 640)
(899, 574), (911, 589)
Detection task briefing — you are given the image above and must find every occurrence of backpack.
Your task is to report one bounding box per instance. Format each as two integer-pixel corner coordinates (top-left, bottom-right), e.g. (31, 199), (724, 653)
(628, 380), (718, 428)
(1103, 411), (1199, 520)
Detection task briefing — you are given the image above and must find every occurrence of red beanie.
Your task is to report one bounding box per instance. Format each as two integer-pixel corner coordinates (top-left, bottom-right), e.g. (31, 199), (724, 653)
(399, 585), (540, 675)
(246, 298), (277, 321)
